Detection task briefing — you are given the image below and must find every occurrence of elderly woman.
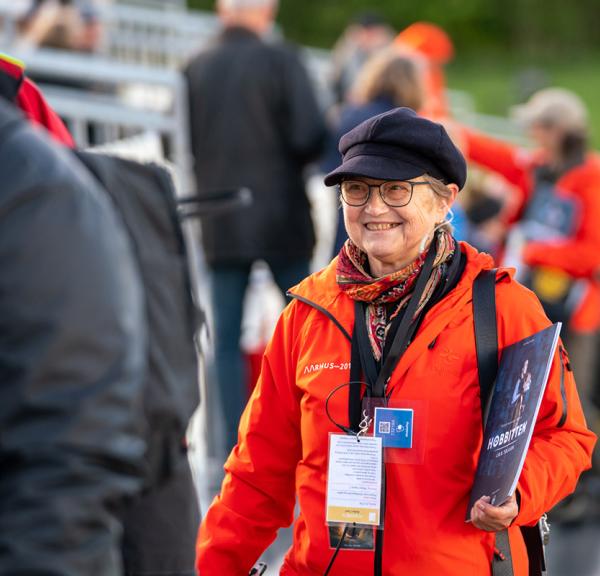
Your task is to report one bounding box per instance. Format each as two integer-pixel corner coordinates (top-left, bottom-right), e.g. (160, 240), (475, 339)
(197, 108), (595, 575)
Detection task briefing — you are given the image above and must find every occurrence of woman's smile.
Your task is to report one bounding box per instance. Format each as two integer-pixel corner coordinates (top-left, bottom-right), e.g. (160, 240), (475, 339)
(364, 221), (402, 231)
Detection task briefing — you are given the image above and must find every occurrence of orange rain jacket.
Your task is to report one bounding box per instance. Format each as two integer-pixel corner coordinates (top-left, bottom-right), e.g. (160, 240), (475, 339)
(463, 129), (600, 332)
(197, 242), (595, 575)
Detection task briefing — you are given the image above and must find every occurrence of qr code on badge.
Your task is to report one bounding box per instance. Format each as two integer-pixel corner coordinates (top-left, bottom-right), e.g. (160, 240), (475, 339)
(378, 421), (391, 434)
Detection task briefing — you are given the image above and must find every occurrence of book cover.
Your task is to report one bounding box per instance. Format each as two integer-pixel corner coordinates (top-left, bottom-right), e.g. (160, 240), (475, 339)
(467, 323), (561, 518)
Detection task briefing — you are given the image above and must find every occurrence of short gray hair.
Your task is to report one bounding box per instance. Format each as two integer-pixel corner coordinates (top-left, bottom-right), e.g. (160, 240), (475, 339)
(218, 0), (278, 10)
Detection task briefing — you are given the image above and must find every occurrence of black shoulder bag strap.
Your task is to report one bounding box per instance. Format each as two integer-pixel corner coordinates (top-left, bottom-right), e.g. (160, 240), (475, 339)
(473, 269), (547, 576)
(473, 269), (499, 423)
(473, 269), (514, 576)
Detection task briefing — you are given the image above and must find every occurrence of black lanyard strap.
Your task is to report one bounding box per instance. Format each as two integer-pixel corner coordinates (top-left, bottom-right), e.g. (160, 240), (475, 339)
(348, 328), (364, 432)
(372, 243), (437, 397)
(349, 237), (438, 427)
(353, 300), (380, 389)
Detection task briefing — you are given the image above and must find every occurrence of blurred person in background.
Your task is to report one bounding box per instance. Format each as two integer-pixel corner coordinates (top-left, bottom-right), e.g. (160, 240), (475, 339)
(329, 10), (394, 106)
(17, 0), (102, 53)
(15, 0), (104, 97)
(322, 50), (425, 255)
(184, 0), (326, 456)
(459, 87), (600, 519)
(394, 22), (455, 120)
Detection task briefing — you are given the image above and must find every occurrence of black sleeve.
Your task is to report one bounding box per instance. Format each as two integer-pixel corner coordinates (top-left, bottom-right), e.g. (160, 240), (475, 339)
(0, 111), (147, 575)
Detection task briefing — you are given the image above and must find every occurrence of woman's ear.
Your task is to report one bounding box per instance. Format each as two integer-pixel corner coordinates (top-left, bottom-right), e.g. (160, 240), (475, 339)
(446, 184), (459, 207)
(438, 183), (459, 217)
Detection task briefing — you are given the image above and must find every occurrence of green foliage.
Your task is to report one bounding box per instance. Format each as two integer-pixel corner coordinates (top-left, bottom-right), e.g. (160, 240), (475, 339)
(187, 1), (600, 145)
(448, 54), (600, 147)
(187, 0), (600, 57)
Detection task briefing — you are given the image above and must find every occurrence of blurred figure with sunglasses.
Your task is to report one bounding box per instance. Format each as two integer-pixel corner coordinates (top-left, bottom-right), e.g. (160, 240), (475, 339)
(197, 107), (594, 575)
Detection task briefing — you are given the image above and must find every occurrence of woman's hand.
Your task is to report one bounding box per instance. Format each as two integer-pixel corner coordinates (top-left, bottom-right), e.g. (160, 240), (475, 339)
(470, 493), (519, 531)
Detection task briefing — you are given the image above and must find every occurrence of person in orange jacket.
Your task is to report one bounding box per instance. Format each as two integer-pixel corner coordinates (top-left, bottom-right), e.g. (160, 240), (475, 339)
(459, 88), (600, 490)
(394, 22), (454, 119)
(197, 108), (595, 575)
(460, 88), (600, 332)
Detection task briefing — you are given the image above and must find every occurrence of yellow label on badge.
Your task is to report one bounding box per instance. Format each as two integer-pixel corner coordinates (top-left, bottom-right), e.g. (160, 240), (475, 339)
(327, 506), (380, 525)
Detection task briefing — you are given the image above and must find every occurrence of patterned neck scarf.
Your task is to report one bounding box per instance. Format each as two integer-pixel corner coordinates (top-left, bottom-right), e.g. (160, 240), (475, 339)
(337, 229), (456, 360)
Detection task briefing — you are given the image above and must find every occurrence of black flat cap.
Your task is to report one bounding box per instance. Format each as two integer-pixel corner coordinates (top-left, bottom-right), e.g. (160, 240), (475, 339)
(324, 107), (467, 189)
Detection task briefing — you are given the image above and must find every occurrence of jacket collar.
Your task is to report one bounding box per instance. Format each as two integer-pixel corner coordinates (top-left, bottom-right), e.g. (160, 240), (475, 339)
(289, 242), (509, 376)
(219, 25), (262, 43)
(0, 53), (24, 102)
(290, 242), (497, 309)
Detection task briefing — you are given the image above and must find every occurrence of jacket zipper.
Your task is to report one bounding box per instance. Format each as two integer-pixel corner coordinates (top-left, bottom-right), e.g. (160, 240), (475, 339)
(289, 291), (386, 573)
(557, 345), (570, 428)
(374, 468), (386, 575)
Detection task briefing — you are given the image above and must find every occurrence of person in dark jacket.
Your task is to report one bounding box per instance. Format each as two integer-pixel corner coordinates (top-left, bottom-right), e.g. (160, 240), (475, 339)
(0, 97), (147, 575)
(1, 61), (202, 575)
(184, 0), (326, 453)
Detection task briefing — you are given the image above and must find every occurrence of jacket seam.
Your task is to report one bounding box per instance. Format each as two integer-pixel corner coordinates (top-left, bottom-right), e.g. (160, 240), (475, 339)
(286, 292), (352, 343)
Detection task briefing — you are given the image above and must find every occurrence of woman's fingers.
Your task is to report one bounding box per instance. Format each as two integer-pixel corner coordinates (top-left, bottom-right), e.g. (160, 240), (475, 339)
(470, 493), (519, 531)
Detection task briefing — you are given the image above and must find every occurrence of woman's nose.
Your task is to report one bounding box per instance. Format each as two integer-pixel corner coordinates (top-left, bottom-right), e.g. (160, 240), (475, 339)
(364, 187), (389, 215)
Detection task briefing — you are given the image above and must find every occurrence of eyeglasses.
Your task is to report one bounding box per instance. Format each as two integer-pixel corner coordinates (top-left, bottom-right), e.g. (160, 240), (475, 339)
(340, 179), (431, 207)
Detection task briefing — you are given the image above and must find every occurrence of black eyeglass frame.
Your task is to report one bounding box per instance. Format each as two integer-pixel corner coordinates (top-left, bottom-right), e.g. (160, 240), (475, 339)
(339, 179), (432, 208)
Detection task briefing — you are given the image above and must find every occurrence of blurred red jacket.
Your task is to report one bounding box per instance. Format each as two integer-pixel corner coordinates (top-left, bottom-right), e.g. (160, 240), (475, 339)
(0, 53), (74, 146)
(463, 128), (600, 332)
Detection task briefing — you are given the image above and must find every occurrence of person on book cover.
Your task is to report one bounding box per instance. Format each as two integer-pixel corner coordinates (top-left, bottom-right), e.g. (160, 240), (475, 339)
(197, 107), (596, 576)
(510, 359), (532, 424)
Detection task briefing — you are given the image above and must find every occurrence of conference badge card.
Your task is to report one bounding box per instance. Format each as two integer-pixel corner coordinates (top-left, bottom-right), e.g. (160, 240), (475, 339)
(325, 434), (383, 527)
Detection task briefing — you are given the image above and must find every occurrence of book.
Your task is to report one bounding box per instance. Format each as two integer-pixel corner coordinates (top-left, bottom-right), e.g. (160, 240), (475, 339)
(466, 322), (562, 518)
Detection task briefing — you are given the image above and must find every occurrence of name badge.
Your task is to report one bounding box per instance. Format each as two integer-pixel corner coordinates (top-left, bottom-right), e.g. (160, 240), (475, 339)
(325, 434), (383, 526)
(374, 407), (414, 448)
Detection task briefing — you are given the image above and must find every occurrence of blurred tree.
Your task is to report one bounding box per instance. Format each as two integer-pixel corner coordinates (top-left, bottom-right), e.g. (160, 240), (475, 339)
(187, 0), (600, 58)
(187, 0), (600, 144)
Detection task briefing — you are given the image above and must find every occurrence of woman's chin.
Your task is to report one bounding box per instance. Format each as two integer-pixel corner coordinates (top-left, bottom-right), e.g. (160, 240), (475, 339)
(367, 248), (417, 276)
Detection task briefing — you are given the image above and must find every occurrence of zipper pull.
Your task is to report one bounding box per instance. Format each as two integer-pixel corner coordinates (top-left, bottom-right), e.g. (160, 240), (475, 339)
(559, 345), (572, 371)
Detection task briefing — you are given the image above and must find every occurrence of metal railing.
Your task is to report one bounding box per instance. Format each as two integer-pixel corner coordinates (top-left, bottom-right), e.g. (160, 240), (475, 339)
(100, 3), (217, 67)
(5, 47), (193, 190)
(0, 2), (529, 178)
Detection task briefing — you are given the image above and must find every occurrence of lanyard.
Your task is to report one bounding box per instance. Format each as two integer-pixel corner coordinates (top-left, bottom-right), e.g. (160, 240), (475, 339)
(346, 240), (462, 575)
(354, 244), (437, 398)
(353, 251), (435, 576)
